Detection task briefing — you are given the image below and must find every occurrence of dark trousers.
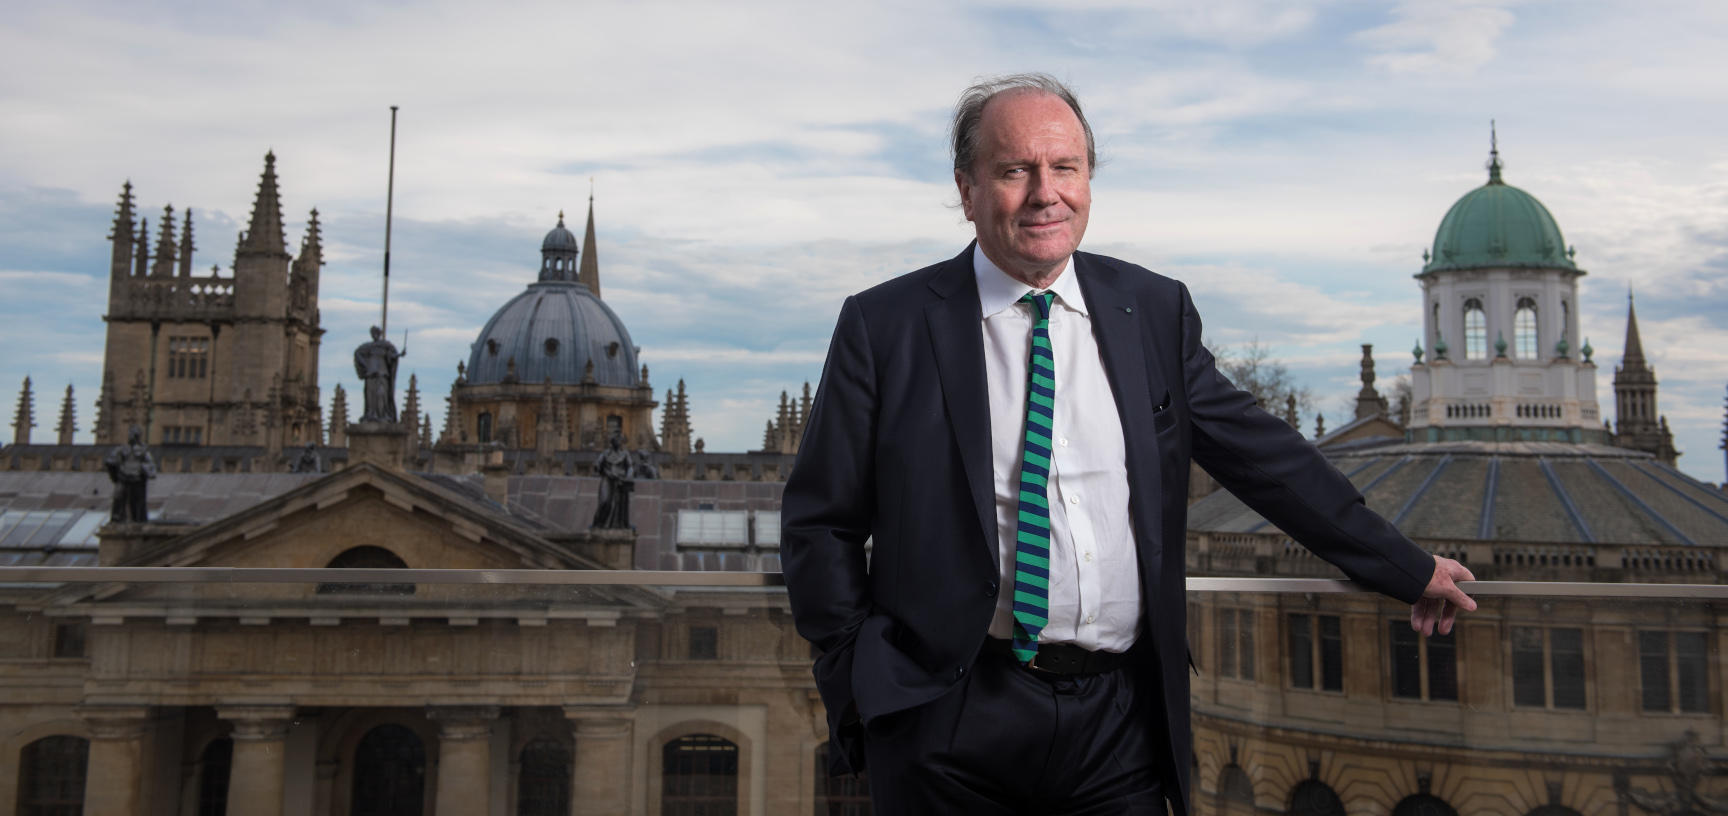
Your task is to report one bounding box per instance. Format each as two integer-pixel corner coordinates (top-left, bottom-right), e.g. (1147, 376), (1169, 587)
(862, 648), (1166, 815)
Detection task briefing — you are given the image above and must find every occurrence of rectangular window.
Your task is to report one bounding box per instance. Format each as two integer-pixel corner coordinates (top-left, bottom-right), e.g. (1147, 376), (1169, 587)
(1390, 621), (1457, 701)
(1512, 626), (1585, 710)
(1288, 613), (1340, 691)
(675, 510), (748, 547)
(1641, 630), (1711, 713)
(752, 511), (781, 547)
(688, 626), (718, 660)
(162, 426), (203, 446)
(167, 336), (210, 379)
(1215, 608), (1254, 681)
(52, 622), (86, 658)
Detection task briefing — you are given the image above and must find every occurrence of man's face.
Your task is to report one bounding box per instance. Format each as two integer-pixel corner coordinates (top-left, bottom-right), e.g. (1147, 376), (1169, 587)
(957, 90), (1091, 284)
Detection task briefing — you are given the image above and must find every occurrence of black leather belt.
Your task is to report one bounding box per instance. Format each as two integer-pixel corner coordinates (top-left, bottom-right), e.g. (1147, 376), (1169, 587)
(985, 638), (1132, 676)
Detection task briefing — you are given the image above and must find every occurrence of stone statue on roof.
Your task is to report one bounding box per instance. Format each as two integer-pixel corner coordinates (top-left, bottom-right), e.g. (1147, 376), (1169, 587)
(105, 425), (156, 523)
(291, 442), (321, 474)
(354, 325), (405, 423)
(591, 432), (634, 530)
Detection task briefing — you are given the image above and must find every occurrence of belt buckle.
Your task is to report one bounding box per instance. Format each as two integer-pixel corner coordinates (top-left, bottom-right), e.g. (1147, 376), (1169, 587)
(1027, 650), (1043, 671)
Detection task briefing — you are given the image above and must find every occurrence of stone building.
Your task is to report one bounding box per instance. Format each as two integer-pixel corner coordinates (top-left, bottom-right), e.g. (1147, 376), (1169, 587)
(1184, 143), (1728, 816)
(96, 153), (325, 453)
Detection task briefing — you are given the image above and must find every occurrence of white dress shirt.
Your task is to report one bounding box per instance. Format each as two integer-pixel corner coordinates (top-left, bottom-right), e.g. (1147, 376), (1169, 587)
(975, 246), (1142, 653)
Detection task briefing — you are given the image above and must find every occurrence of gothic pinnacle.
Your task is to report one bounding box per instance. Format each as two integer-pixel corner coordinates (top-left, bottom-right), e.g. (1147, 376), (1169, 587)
(56, 384), (76, 445)
(239, 150), (288, 256)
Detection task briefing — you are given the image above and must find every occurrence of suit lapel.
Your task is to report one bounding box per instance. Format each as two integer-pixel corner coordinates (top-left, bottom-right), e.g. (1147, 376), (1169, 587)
(1074, 254), (1166, 554)
(925, 247), (1001, 569)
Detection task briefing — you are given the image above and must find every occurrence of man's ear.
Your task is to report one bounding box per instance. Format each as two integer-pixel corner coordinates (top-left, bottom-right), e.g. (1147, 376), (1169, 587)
(955, 170), (975, 222)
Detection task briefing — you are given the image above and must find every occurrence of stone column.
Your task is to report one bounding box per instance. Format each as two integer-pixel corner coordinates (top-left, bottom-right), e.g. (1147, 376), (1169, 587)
(430, 705), (499, 816)
(566, 707), (635, 816)
(219, 705), (296, 816)
(79, 705), (152, 816)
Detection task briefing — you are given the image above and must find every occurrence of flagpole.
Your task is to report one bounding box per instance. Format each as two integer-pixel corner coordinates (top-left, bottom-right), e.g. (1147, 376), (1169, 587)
(382, 105), (398, 335)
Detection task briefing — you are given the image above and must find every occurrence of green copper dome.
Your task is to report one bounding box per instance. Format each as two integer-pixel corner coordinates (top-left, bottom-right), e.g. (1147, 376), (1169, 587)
(1422, 153), (1576, 274)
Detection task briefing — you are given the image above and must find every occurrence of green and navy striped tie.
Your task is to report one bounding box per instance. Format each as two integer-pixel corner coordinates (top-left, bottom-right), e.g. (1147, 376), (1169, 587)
(1011, 291), (1057, 663)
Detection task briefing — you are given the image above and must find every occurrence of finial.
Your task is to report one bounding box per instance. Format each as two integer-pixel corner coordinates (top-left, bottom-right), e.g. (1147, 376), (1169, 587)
(1413, 339), (1425, 364)
(1487, 119), (1503, 184)
(1495, 331), (1508, 358)
(557, 209), (565, 225)
(1582, 337), (1594, 363)
(589, 176), (595, 201)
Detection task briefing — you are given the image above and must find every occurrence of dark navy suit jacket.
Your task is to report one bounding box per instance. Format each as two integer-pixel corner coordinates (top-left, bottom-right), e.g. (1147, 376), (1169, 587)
(780, 245), (1436, 815)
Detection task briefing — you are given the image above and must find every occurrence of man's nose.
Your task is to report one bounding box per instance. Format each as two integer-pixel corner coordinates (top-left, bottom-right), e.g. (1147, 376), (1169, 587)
(1026, 166), (1060, 206)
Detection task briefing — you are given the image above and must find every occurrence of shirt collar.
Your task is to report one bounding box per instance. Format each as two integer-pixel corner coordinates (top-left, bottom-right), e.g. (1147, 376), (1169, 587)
(973, 244), (1088, 319)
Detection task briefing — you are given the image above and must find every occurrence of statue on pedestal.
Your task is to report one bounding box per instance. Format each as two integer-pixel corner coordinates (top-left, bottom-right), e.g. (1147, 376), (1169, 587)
(354, 326), (405, 423)
(590, 432), (634, 529)
(105, 425), (156, 522)
(291, 442), (321, 474)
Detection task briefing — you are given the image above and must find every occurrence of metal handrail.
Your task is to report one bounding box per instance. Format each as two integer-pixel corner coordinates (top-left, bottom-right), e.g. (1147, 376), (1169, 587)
(0, 567), (1725, 598)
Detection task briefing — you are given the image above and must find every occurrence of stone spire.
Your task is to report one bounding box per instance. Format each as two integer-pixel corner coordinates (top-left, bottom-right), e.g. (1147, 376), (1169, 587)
(152, 205), (178, 276)
(421, 413), (433, 448)
(402, 374), (421, 448)
(660, 379), (692, 457)
(1314, 413), (1325, 439)
(94, 370), (114, 444)
(109, 181), (137, 277)
(134, 216), (150, 277)
(178, 207), (195, 277)
(441, 362), (464, 445)
(56, 384), (76, 445)
(328, 383), (349, 447)
(12, 376), (34, 445)
(578, 189), (601, 299)
(301, 208), (323, 264)
(238, 151), (288, 257)
(1284, 394), (1298, 427)
(1613, 289), (1677, 465)
(1354, 343), (1389, 420)
(1622, 288), (1646, 366)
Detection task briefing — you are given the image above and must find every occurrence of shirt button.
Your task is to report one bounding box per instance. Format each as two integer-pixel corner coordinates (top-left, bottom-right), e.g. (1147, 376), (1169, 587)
(1084, 552), (1093, 562)
(1059, 437), (1069, 447)
(1069, 495), (1080, 505)
(1085, 615), (1096, 624)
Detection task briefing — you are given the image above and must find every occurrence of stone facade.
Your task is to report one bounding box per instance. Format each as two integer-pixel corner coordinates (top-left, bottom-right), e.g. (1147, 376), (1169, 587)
(97, 155), (324, 452)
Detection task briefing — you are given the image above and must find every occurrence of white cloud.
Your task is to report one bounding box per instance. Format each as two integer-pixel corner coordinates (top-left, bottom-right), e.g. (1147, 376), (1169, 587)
(1356, 0), (1519, 74)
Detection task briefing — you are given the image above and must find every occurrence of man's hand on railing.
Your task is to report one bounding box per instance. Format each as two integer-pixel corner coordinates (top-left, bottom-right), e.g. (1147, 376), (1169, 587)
(1411, 555), (1476, 637)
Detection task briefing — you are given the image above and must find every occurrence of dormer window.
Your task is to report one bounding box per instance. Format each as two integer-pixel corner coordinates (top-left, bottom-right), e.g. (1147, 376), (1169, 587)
(545, 338), (559, 356)
(607, 341), (620, 358)
(487, 339), (500, 356)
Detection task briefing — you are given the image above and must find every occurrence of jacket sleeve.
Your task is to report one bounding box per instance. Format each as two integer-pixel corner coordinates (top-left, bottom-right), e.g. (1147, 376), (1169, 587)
(1175, 283), (1435, 604)
(780, 295), (878, 770)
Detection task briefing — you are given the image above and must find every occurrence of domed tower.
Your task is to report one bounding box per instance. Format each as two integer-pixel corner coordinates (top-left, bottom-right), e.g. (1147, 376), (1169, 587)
(443, 200), (657, 457)
(1407, 131), (1606, 443)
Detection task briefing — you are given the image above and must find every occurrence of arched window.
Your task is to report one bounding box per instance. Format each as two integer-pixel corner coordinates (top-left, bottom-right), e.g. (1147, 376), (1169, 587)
(663, 734), (738, 816)
(197, 737), (233, 816)
(1392, 793), (1459, 816)
(1463, 298), (1486, 360)
(516, 738), (572, 816)
(1218, 763), (1254, 804)
(351, 724), (426, 816)
(1514, 297), (1539, 358)
(16, 735), (88, 816)
(814, 741), (871, 815)
(477, 412), (494, 444)
(317, 546), (413, 595)
(1288, 779), (1345, 816)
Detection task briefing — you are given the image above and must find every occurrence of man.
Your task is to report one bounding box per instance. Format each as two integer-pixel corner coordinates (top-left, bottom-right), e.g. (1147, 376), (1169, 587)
(780, 74), (1474, 815)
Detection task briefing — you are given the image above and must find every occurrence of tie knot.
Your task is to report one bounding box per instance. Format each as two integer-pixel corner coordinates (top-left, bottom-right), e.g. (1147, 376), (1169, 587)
(1020, 291), (1055, 320)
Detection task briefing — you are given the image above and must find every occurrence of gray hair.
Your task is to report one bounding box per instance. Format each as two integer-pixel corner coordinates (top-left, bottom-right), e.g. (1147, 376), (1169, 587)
(950, 73), (1095, 180)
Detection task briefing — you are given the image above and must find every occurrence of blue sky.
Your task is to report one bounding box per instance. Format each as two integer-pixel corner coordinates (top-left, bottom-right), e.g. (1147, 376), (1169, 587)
(2, 0), (1726, 484)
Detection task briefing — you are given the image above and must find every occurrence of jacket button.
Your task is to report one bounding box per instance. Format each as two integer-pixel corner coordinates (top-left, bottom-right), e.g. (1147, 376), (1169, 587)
(954, 666), (966, 680)
(984, 582), (998, 598)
